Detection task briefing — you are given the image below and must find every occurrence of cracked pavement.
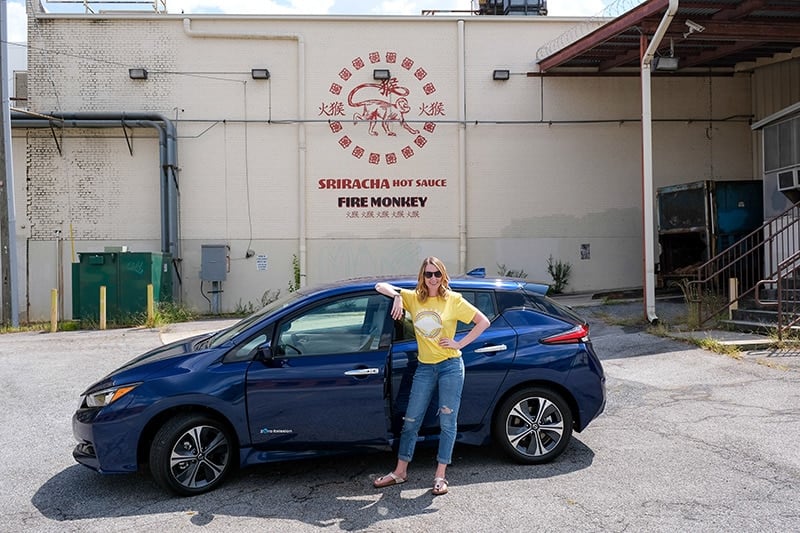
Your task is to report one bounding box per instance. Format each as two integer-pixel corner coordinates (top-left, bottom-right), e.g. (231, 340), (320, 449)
(0, 306), (798, 532)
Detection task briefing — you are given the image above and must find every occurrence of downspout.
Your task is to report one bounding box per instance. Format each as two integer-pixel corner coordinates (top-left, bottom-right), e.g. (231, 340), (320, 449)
(458, 19), (467, 272)
(641, 0), (678, 324)
(10, 111), (181, 299)
(182, 18), (308, 286)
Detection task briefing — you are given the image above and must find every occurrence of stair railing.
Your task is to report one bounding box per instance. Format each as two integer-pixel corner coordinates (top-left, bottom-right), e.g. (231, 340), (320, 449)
(687, 200), (800, 328)
(755, 250), (800, 340)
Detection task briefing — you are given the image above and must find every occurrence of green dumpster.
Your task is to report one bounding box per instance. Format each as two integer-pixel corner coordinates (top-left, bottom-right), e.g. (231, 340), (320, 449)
(72, 252), (172, 321)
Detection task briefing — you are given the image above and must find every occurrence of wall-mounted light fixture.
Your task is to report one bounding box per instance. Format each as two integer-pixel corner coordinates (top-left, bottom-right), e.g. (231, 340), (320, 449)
(251, 68), (271, 80)
(128, 68), (148, 80)
(492, 69), (510, 81)
(373, 69), (391, 81)
(653, 57), (679, 71)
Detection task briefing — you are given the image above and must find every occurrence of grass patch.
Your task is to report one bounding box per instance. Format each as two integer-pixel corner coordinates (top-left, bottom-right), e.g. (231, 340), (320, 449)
(0, 322), (49, 334)
(755, 358), (790, 371)
(592, 310), (646, 327)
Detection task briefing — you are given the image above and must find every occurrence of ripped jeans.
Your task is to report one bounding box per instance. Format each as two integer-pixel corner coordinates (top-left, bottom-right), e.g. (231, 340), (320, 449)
(397, 356), (465, 465)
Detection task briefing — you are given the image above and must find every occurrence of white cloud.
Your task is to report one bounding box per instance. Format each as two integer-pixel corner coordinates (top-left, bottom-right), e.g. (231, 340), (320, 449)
(7, 1), (27, 43)
(547, 0), (605, 17)
(6, 0), (637, 47)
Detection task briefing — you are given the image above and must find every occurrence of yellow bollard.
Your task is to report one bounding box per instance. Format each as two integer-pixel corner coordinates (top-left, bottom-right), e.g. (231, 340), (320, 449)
(147, 283), (154, 326)
(50, 289), (58, 333)
(99, 285), (107, 330)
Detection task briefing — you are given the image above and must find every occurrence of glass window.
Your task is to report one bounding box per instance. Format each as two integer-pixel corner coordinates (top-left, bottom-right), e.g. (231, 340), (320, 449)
(764, 124), (779, 173)
(224, 326), (273, 363)
(274, 294), (390, 357)
(779, 120), (794, 169)
(457, 291), (496, 332)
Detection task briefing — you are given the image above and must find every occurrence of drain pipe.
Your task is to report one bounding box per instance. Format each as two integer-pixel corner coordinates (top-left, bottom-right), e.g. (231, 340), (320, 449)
(10, 111), (181, 299)
(182, 18), (308, 286)
(458, 19), (467, 272)
(641, 0), (678, 324)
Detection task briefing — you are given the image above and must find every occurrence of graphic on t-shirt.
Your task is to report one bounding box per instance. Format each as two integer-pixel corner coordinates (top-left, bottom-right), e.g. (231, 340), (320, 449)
(414, 310), (442, 339)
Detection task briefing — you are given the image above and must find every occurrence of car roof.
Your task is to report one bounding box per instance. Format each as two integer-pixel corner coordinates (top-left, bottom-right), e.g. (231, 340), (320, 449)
(298, 274), (549, 298)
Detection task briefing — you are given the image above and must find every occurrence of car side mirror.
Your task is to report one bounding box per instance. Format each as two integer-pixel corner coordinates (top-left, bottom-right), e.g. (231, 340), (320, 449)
(256, 344), (274, 361)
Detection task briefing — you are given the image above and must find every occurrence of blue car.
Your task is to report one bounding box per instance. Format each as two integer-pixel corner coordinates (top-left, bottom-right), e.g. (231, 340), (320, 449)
(73, 275), (605, 495)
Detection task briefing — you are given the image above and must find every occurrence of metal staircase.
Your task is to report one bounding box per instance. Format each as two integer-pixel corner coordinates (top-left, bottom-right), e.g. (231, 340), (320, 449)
(687, 200), (800, 340)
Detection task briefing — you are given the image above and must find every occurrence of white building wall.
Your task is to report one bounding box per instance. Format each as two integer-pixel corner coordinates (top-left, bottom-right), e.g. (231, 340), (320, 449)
(751, 57), (800, 218)
(16, 12), (756, 320)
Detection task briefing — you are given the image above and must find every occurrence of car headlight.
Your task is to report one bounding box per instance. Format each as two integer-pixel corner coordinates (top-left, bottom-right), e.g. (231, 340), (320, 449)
(84, 383), (140, 408)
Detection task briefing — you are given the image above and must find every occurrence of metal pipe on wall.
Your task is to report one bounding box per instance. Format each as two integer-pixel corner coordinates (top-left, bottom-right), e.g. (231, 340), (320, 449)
(10, 112), (181, 301)
(458, 19), (467, 273)
(0, 0), (20, 327)
(640, 0), (679, 324)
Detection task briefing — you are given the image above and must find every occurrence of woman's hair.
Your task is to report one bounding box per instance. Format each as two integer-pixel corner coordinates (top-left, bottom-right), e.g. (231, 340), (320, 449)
(415, 256), (450, 302)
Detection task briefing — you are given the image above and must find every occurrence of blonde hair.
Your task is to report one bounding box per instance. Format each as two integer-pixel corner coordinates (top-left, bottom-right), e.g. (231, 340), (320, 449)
(415, 256), (450, 302)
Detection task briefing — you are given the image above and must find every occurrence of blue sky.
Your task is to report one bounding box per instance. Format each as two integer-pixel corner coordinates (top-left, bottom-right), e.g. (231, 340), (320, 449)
(6, 0), (635, 43)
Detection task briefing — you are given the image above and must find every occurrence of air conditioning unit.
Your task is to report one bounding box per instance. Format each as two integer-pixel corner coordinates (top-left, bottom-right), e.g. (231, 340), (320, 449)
(777, 169), (799, 192)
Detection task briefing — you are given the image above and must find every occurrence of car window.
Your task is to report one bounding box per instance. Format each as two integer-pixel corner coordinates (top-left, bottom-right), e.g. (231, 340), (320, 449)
(274, 294), (391, 357)
(224, 325), (274, 363)
(207, 290), (304, 349)
(457, 290), (496, 332)
(396, 310), (416, 341)
(524, 293), (584, 325)
(496, 290), (530, 313)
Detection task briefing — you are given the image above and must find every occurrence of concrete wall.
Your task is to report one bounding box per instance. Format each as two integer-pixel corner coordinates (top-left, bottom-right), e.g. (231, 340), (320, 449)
(15, 12), (757, 319)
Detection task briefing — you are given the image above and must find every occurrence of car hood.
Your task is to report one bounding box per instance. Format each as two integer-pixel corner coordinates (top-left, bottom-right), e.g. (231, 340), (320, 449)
(95, 333), (213, 386)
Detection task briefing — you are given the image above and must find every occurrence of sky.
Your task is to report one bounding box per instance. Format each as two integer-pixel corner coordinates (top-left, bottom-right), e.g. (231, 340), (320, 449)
(5, 0), (634, 43)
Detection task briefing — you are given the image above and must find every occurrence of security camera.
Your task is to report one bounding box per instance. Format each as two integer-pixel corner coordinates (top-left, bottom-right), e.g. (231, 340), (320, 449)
(685, 19), (705, 33)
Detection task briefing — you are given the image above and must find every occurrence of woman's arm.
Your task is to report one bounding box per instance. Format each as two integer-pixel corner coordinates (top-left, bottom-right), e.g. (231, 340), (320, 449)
(375, 282), (405, 320)
(439, 310), (491, 350)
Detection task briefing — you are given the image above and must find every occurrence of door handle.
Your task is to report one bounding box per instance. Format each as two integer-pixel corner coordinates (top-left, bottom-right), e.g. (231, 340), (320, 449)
(344, 368), (380, 376)
(474, 344), (507, 354)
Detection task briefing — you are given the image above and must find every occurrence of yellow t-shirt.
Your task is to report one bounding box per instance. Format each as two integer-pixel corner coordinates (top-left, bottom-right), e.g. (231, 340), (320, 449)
(400, 288), (478, 364)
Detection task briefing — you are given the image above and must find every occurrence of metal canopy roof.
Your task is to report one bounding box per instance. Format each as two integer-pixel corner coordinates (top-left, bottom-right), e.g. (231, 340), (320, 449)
(538, 0), (800, 74)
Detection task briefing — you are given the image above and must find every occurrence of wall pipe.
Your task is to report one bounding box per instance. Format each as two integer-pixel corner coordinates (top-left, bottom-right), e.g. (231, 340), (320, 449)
(10, 111), (182, 300)
(181, 18), (308, 287)
(458, 19), (467, 273)
(640, 0), (678, 324)
(1, 0), (20, 327)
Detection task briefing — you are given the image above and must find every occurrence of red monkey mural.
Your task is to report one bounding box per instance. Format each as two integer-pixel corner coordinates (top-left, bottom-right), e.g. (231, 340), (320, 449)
(348, 78), (420, 136)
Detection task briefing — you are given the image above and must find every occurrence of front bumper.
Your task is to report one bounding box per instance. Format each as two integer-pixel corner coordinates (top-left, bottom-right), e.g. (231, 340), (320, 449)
(72, 405), (141, 474)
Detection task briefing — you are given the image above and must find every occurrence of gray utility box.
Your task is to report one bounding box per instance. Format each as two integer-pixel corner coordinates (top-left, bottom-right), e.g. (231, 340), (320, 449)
(200, 244), (228, 281)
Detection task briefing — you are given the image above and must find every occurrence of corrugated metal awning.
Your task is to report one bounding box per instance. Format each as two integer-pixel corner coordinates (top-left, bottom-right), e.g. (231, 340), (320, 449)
(538, 0), (800, 75)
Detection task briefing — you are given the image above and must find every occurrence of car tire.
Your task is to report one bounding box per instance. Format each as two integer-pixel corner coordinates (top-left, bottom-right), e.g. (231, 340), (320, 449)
(493, 387), (573, 464)
(149, 413), (235, 496)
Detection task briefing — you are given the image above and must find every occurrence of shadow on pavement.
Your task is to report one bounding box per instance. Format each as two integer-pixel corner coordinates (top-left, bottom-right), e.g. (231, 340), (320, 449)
(32, 440), (594, 530)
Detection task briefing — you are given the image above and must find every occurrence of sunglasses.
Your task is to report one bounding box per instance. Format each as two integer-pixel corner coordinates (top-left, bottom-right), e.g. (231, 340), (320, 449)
(424, 270), (443, 279)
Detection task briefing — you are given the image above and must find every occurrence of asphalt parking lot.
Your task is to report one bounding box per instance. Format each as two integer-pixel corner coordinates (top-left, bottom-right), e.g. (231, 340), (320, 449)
(1, 304), (798, 533)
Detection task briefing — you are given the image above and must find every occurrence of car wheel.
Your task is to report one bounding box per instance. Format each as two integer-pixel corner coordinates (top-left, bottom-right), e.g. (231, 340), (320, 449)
(149, 413), (235, 496)
(494, 387), (573, 464)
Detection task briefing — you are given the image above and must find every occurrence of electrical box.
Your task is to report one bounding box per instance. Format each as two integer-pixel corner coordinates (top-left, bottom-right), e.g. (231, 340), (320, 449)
(201, 244), (228, 281)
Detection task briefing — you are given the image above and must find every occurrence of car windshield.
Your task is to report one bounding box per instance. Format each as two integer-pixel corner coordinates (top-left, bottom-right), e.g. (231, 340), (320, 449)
(205, 290), (305, 348)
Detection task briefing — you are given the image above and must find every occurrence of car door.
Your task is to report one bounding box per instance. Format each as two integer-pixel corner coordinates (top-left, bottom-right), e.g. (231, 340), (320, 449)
(457, 290), (518, 428)
(245, 292), (394, 449)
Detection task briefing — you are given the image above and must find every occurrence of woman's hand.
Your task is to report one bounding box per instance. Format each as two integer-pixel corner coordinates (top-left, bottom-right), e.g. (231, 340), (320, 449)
(391, 295), (404, 320)
(438, 337), (461, 350)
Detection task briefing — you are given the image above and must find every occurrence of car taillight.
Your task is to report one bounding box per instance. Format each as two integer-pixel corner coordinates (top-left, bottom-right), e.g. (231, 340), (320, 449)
(541, 323), (589, 345)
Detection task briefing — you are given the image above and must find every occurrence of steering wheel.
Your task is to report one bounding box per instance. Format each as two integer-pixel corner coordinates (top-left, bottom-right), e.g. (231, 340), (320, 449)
(281, 343), (302, 355)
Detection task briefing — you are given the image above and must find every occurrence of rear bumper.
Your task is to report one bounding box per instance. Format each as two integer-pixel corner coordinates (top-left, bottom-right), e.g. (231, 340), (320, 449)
(569, 346), (606, 431)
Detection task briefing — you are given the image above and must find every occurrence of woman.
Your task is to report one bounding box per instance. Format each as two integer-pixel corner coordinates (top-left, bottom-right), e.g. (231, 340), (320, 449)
(373, 257), (490, 495)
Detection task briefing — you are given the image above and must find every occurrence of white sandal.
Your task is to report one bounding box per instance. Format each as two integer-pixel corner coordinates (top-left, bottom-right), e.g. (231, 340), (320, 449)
(373, 471), (407, 488)
(432, 477), (449, 495)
